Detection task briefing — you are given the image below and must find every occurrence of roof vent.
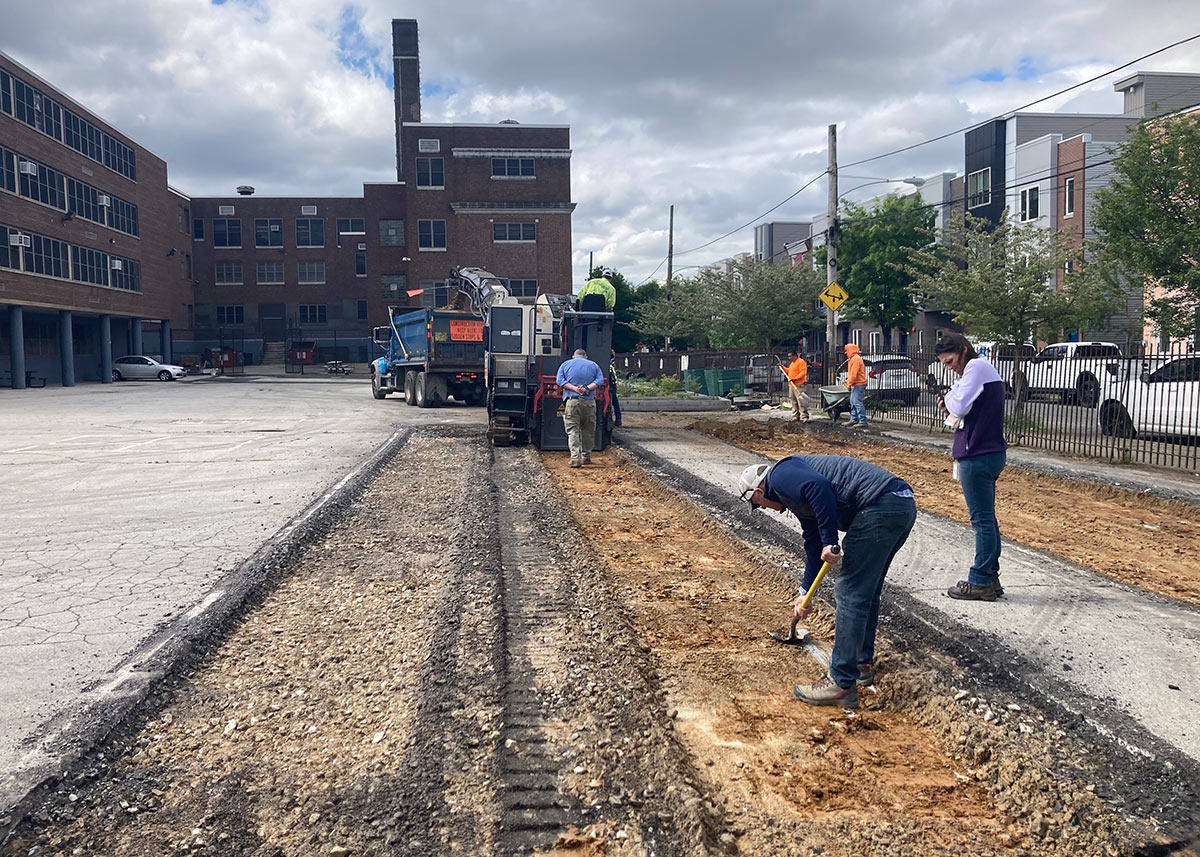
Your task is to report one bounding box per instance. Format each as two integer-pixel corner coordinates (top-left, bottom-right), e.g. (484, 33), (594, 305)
(236, 185), (255, 196)
(499, 119), (520, 125)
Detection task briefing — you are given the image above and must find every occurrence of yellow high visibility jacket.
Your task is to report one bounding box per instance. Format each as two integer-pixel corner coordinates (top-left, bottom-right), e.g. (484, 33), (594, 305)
(578, 277), (616, 309)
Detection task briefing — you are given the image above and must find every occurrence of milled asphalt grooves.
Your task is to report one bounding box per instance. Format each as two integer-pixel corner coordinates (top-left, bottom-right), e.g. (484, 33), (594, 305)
(615, 436), (1200, 850)
(0, 426), (416, 840)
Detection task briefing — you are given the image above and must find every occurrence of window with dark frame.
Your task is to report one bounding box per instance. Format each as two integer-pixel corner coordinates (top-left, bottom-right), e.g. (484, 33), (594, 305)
(355, 252), (366, 276)
(1064, 177), (1075, 216)
(298, 261), (326, 284)
(337, 217), (365, 234)
(357, 300), (368, 320)
(1019, 186), (1039, 221)
(492, 222), (536, 242)
(18, 157), (66, 209)
(1, 146), (14, 193)
(215, 261), (243, 284)
(256, 218), (283, 248)
(418, 219), (446, 249)
(0, 70), (11, 115)
(296, 218), (324, 247)
(491, 157), (535, 178)
(967, 168), (991, 209)
(299, 305), (327, 325)
(416, 157), (444, 188)
(505, 278), (538, 298)
(193, 218), (205, 240)
(418, 281), (449, 308)
(216, 306), (245, 325)
(257, 261), (284, 284)
(213, 218), (242, 248)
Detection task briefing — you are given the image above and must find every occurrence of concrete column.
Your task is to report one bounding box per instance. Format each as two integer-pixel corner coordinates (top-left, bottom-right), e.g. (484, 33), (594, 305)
(59, 310), (76, 387)
(100, 315), (113, 384)
(131, 317), (143, 356)
(161, 319), (172, 364)
(8, 306), (26, 390)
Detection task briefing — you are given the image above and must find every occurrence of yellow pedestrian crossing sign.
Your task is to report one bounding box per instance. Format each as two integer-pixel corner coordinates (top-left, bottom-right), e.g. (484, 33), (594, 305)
(820, 282), (849, 312)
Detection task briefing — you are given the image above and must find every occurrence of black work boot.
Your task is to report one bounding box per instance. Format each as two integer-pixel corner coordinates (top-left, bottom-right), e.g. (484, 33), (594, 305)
(947, 580), (997, 601)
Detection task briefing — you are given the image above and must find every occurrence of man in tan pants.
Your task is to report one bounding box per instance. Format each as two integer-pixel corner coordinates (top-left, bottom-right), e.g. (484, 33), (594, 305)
(781, 352), (812, 422)
(555, 349), (605, 466)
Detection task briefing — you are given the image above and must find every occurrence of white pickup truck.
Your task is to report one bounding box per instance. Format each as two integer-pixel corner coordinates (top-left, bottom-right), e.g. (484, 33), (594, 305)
(1011, 341), (1124, 408)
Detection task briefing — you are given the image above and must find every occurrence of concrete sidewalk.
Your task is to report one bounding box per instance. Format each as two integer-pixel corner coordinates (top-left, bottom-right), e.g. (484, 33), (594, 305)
(621, 426), (1200, 768)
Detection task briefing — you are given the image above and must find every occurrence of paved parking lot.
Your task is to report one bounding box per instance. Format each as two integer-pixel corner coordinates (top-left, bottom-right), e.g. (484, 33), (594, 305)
(0, 374), (484, 807)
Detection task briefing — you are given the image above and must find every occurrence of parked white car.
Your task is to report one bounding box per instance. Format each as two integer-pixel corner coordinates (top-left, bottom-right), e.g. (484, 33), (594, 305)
(924, 342), (1036, 396)
(836, 354), (921, 405)
(1013, 341), (1123, 408)
(1098, 355), (1200, 440)
(111, 355), (187, 381)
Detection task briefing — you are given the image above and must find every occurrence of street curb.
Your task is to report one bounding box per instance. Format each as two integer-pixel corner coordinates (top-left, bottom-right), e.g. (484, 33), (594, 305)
(0, 427), (414, 838)
(620, 396), (732, 412)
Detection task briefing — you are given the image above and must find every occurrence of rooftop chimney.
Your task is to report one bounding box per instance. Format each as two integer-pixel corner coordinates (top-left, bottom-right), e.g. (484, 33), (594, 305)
(393, 19), (420, 182)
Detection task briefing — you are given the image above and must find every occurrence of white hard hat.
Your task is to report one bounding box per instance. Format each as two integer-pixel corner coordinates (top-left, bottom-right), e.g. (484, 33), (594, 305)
(601, 266), (614, 278)
(739, 463), (769, 509)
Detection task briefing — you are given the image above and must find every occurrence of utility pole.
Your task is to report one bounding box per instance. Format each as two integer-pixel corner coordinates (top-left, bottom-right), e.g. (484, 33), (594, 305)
(825, 124), (838, 384)
(664, 205), (675, 351)
(588, 251), (593, 277)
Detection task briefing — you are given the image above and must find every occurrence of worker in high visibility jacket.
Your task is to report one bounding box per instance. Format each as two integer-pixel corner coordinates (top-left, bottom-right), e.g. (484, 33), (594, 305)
(577, 267), (617, 310)
(779, 352), (812, 422)
(844, 342), (868, 428)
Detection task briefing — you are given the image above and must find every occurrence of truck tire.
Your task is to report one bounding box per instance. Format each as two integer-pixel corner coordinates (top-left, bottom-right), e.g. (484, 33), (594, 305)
(1076, 373), (1100, 408)
(415, 372), (430, 408)
(371, 371), (387, 399)
(1099, 402), (1135, 438)
(404, 371), (418, 406)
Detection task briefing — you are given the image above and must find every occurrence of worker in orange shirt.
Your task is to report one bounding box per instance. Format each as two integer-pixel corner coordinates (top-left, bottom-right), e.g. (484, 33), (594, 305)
(844, 342), (868, 428)
(779, 351), (812, 422)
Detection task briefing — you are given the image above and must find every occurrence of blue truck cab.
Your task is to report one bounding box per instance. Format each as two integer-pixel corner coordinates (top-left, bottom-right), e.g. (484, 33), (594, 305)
(370, 306), (486, 407)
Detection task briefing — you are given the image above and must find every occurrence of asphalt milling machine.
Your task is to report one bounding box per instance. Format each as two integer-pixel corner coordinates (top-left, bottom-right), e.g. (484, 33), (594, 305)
(446, 266), (616, 450)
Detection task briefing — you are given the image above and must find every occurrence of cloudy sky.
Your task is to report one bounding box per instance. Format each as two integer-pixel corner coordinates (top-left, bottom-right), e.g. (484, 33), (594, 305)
(4, 0), (1200, 287)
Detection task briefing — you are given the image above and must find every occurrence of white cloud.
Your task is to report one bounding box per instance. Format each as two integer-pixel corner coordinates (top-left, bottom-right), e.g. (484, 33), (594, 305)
(4, 0), (1200, 284)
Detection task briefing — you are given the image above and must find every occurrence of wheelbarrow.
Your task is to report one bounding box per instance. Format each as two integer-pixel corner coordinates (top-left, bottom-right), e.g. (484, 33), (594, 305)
(819, 385), (851, 421)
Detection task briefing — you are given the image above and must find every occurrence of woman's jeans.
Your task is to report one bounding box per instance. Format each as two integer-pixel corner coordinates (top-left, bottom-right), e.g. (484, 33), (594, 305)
(958, 451), (1006, 586)
(848, 384), (867, 424)
(830, 492), (917, 688)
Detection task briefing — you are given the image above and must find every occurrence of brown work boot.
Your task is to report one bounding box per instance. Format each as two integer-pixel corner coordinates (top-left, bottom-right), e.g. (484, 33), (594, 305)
(793, 676), (858, 709)
(947, 580), (997, 601)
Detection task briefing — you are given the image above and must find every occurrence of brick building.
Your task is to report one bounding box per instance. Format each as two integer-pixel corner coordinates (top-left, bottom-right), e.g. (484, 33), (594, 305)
(2, 17), (576, 384)
(1, 53), (194, 388)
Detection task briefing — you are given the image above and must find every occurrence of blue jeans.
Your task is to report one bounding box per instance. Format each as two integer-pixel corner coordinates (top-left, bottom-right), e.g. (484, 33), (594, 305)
(829, 492), (917, 688)
(959, 451), (1006, 586)
(849, 385), (867, 424)
(609, 377), (621, 423)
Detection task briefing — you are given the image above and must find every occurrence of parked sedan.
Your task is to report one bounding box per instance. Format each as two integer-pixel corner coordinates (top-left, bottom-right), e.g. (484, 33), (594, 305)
(1098, 356), (1200, 440)
(836, 354), (921, 405)
(111, 355), (187, 381)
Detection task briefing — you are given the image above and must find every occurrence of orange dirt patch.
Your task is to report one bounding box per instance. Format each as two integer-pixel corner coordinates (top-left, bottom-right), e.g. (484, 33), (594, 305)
(547, 451), (1026, 855)
(696, 419), (1200, 607)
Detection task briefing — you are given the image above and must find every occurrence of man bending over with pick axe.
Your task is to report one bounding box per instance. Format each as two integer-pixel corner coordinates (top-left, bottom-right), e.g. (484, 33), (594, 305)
(740, 455), (916, 708)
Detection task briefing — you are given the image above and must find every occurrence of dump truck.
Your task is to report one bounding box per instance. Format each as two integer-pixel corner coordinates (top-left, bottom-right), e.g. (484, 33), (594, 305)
(369, 306), (486, 407)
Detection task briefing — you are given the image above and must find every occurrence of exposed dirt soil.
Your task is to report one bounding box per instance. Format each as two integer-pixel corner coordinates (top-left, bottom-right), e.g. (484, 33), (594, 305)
(691, 418), (1200, 607)
(5, 431), (1154, 857)
(548, 451), (1130, 857)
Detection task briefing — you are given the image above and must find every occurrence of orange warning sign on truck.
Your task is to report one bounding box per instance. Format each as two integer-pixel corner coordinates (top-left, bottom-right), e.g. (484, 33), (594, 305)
(450, 320), (484, 341)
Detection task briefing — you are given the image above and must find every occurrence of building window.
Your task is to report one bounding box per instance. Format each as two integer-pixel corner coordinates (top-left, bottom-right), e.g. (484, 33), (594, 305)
(1064, 177), (1075, 216)
(381, 274), (407, 300)
(193, 218), (205, 240)
(493, 222), (536, 242)
(214, 219), (242, 248)
(66, 178), (103, 224)
(298, 261), (326, 284)
(299, 304), (327, 325)
(108, 196), (139, 237)
(1064, 259), (1075, 275)
(379, 218), (405, 246)
(27, 234), (69, 278)
(416, 157), (444, 188)
(357, 299), (368, 320)
(109, 256), (140, 292)
(337, 217), (365, 234)
(506, 278), (538, 298)
(967, 168), (991, 209)
(419, 280), (450, 307)
(1019, 186), (1040, 222)
(256, 218), (283, 247)
(18, 158), (66, 210)
(1, 146), (15, 193)
(63, 109), (102, 161)
(355, 252), (367, 276)
(72, 246), (109, 286)
(216, 306), (245, 325)
(0, 70), (11, 116)
(0, 225), (17, 270)
(418, 219), (446, 250)
(257, 261), (284, 284)
(215, 261), (243, 284)
(492, 157), (535, 178)
(102, 135), (136, 181)
(296, 218), (324, 247)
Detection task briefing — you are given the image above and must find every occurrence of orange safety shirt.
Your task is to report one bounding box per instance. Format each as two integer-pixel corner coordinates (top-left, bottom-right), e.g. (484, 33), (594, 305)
(784, 356), (808, 387)
(844, 345), (867, 387)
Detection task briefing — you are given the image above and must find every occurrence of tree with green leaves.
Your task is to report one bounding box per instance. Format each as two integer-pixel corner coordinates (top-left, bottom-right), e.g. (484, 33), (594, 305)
(835, 194), (938, 347)
(1091, 114), (1200, 340)
(912, 211), (1120, 348)
(630, 274), (714, 348)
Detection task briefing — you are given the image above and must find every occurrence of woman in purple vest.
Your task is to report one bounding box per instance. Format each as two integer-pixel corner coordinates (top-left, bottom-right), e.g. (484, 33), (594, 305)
(935, 333), (1009, 601)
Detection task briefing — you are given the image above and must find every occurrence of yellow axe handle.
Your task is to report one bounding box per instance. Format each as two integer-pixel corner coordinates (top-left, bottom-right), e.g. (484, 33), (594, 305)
(798, 546), (841, 611)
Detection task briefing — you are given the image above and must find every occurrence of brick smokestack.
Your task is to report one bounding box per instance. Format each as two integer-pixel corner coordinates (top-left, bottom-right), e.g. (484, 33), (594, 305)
(392, 19), (420, 182)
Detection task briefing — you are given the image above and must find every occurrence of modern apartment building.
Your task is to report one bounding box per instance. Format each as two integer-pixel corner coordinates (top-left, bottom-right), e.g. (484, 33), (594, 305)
(0, 53), (194, 388)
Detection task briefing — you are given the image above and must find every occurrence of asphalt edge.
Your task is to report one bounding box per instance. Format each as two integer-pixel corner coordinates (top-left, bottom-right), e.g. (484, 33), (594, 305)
(0, 426), (415, 841)
(615, 434), (1200, 850)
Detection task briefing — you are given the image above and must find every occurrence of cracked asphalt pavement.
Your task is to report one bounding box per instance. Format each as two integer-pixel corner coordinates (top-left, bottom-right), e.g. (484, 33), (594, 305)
(0, 375), (484, 811)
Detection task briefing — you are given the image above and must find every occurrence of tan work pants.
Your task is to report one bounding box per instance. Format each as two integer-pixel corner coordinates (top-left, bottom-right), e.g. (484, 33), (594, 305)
(563, 397), (597, 461)
(788, 383), (812, 420)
